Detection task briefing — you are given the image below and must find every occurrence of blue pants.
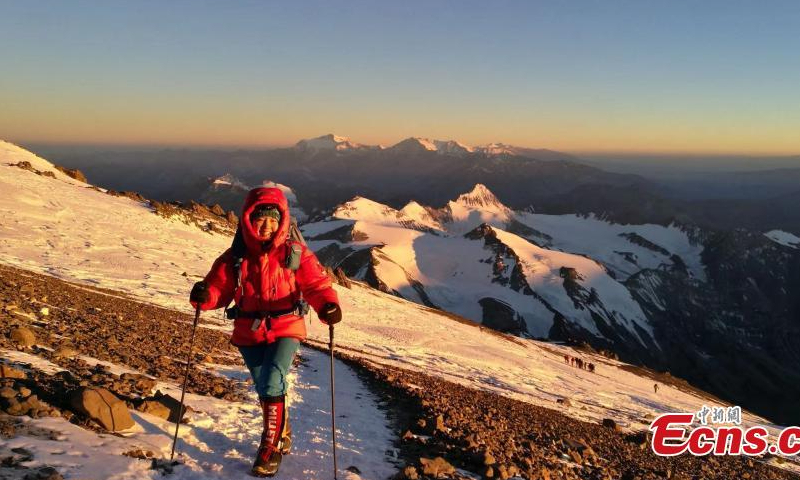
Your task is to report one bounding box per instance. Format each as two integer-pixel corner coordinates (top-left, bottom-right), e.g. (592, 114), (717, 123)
(238, 338), (300, 399)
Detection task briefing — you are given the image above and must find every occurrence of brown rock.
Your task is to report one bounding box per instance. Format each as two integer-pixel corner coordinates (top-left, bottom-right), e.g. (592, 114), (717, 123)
(334, 268), (352, 288)
(0, 365), (26, 379)
(601, 418), (620, 432)
(10, 327), (36, 347)
(53, 346), (79, 358)
(123, 448), (155, 459)
(497, 464), (510, 479)
(69, 387), (135, 431)
(419, 457), (455, 477)
(0, 387), (17, 399)
(28, 465), (65, 479)
(150, 391), (193, 423)
(136, 400), (171, 420)
(210, 204), (225, 216)
(54, 165), (88, 183)
(434, 414), (446, 433)
(401, 465), (419, 480)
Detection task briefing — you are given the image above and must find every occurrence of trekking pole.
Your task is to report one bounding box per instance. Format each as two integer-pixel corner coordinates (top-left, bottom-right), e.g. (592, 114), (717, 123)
(329, 324), (338, 480)
(170, 304), (202, 461)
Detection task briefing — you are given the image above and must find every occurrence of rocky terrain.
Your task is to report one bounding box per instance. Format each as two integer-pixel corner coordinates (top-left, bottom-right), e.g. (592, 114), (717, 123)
(0, 263), (251, 477)
(0, 262), (251, 469)
(1, 264), (797, 479)
(332, 353), (798, 480)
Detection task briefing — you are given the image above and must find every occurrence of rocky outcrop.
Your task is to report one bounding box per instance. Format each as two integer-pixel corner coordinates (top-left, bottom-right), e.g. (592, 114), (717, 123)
(627, 228), (800, 425)
(54, 164), (88, 182)
(478, 298), (526, 334)
(69, 388), (134, 431)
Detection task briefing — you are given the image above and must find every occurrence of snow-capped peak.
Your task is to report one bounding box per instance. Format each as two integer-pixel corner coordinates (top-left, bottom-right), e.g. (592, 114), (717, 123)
(440, 184), (514, 235)
(474, 142), (518, 156)
(211, 173), (249, 190)
(400, 200), (442, 230)
(389, 137), (474, 156)
(454, 184), (508, 211)
(294, 134), (377, 153)
(333, 196), (398, 221)
(330, 196), (444, 233)
(433, 139), (474, 155)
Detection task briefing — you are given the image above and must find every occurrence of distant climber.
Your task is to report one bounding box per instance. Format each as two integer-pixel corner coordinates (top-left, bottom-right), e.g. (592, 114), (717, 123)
(190, 187), (341, 477)
(653, 383), (659, 394)
(588, 362), (595, 373)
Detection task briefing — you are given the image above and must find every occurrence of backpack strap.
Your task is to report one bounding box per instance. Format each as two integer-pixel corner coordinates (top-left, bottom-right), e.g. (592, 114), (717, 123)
(223, 221), (309, 320)
(222, 225), (248, 318)
(285, 241), (303, 271)
(284, 239), (308, 316)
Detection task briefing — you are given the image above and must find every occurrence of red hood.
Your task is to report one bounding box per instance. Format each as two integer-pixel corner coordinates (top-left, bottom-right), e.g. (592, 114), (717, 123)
(241, 187), (290, 254)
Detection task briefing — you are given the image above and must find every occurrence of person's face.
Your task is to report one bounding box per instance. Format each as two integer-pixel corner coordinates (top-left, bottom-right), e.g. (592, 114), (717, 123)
(252, 216), (279, 240)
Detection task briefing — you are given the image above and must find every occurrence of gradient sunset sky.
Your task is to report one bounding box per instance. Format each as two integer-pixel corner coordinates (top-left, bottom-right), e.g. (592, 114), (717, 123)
(2, 0), (799, 154)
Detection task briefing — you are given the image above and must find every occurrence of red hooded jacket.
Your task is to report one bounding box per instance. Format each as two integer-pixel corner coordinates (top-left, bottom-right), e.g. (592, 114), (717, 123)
(192, 187), (338, 346)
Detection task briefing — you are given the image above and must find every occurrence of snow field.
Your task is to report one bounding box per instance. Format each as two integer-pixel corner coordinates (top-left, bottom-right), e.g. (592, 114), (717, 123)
(513, 212), (706, 281)
(764, 230), (800, 249)
(308, 192), (655, 344)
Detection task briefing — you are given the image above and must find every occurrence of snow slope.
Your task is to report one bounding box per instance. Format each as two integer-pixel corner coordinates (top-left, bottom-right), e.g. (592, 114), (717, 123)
(388, 138), (473, 156)
(0, 143), (789, 478)
(0, 146), (231, 314)
(0, 141), (85, 184)
(512, 212), (706, 281)
(765, 230), (800, 249)
(1, 347), (395, 479)
(306, 185), (656, 346)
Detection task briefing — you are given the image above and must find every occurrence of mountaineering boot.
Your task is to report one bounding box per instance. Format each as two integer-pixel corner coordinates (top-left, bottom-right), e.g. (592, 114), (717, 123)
(251, 442), (282, 478)
(280, 403), (292, 455)
(252, 396), (285, 477)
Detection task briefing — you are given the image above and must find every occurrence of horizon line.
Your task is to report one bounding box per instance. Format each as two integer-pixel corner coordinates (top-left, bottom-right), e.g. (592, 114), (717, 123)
(8, 137), (800, 159)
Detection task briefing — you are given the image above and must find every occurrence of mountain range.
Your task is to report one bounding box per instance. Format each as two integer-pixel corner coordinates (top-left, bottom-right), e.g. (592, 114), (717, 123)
(299, 182), (800, 425)
(42, 134), (650, 213)
(41, 134), (800, 235)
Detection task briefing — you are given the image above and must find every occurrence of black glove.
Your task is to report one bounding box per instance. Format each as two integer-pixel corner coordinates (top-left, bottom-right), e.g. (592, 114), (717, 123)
(190, 281), (209, 304)
(319, 302), (342, 325)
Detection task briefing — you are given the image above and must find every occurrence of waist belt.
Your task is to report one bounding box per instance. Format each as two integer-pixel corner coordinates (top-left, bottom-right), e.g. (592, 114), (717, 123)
(225, 302), (307, 321)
